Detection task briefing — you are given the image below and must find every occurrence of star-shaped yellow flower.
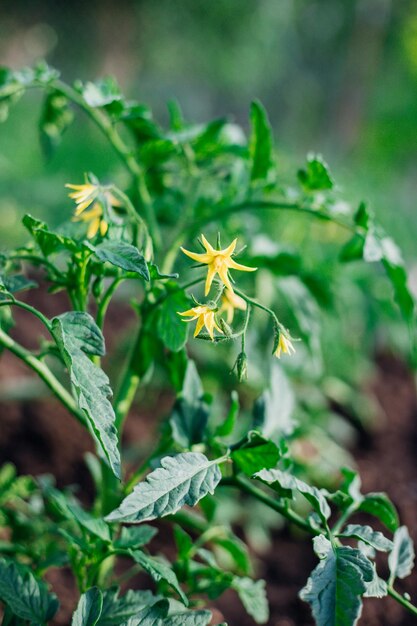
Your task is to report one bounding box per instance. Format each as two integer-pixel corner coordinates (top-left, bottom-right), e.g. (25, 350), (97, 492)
(274, 333), (296, 359)
(178, 305), (223, 341)
(66, 181), (109, 239)
(219, 288), (247, 324)
(181, 235), (257, 296)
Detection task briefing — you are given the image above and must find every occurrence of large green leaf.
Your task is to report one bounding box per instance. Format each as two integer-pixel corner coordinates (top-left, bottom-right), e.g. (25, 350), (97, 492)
(157, 289), (191, 352)
(300, 542), (373, 626)
(358, 493), (399, 533)
(106, 452), (222, 523)
(52, 311), (120, 479)
(255, 468), (330, 524)
(91, 241), (150, 281)
(129, 551), (188, 605)
(98, 588), (161, 626)
(249, 100), (275, 183)
(231, 577), (269, 625)
(169, 360), (209, 447)
(0, 558), (59, 624)
(388, 526), (415, 581)
(338, 524), (393, 552)
(72, 588), (103, 626)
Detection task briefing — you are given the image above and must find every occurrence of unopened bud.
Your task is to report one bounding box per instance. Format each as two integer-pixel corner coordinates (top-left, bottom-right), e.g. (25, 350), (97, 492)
(234, 351), (248, 382)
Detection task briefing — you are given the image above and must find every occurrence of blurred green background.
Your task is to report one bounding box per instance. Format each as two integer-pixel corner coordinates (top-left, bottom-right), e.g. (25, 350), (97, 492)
(0, 0), (416, 262)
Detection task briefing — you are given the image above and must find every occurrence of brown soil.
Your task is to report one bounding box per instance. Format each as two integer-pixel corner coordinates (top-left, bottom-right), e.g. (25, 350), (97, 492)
(0, 302), (416, 626)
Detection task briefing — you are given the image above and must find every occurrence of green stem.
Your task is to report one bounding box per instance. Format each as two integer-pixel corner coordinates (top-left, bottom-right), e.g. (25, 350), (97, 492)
(0, 327), (85, 427)
(388, 586), (417, 617)
(0, 299), (52, 331)
(96, 276), (124, 330)
(221, 475), (320, 536)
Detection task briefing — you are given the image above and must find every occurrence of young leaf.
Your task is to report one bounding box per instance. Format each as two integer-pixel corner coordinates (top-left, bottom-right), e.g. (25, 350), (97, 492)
(72, 588), (103, 626)
(129, 550), (188, 605)
(106, 452), (222, 523)
(98, 588), (161, 626)
(358, 493), (399, 533)
(170, 360), (209, 447)
(255, 468), (331, 523)
(338, 524), (393, 552)
(231, 431), (280, 476)
(22, 214), (78, 256)
(157, 289), (191, 352)
(297, 153), (334, 191)
(91, 241), (150, 281)
(114, 525), (158, 549)
(40, 90), (74, 158)
(249, 100), (275, 183)
(300, 544), (373, 626)
(388, 526), (415, 581)
(52, 312), (120, 479)
(231, 577), (269, 625)
(0, 558), (59, 624)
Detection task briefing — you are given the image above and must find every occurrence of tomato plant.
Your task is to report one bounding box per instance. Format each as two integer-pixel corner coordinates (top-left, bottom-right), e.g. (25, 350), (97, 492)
(0, 63), (415, 625)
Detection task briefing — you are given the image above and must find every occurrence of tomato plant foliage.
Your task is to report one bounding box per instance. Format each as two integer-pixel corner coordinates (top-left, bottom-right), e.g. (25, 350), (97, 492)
(0, 62), (415, 625)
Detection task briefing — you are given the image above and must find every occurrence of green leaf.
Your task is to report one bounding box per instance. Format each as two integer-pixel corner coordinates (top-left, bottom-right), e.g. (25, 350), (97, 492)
(163, 610), (212, 626)
(170, 360), (209, 447)
(297, 153), (334, 191)
(148, 264), (178, 281)
(214, 390), (239, 438)
(157, 289), (191, 352)
(40, 90), (74, 158)
(214, 535), (252, 576)
(114, 525), (157, 549)
(98, 588), (161, 626)
(252, 362), (295, 441)
(231, 577), (269, 624)
(129, 551), (188, 605)
(358, 493), (399, 533)
(106, 452), (222, 523)
(0, 558), (59, 623)
(338, 524), (393, 552)
(388, 526), (415, 581)
(52, 312), (120, 479)
(72, 588), (103, 626)
(231, 432), (280, 476)
(0, 274), (37, 299)
(255, 468), (331, 523)
(249, 100), (275, 183)
(300, 544), (373, 626)
(82, 77), (121, 108)
(119, 600), (169, 626)
(23, 214), (78, 256)
(91, 241), (150, 281)
(363, 564), (388, 599)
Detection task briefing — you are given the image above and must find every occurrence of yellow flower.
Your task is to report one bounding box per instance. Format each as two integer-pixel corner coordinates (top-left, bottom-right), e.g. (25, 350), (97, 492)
(181, 235), (257, 296)
(66, 181), (109, 239)
(274, 333), (296, 359)
(219, 288), (247, 324)
(178, 305), (223, 341)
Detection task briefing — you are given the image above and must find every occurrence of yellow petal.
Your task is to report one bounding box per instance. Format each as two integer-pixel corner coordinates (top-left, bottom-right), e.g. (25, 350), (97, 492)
(200, 234), (215, 254)
(217, 264), (234, 292)
(222, 238), (237, 256)
(194, 315), (205, 337)
(180, 247), (212, 264)
(100, 220), (109, 236)
(204, 264), (217, 296)
(227, 258), (257, 272)
(87, 218), (100, 239)
(204, 312), (215, 340)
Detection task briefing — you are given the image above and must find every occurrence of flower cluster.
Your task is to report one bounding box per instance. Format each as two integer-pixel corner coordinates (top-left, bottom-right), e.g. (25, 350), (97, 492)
(66, 178), (121, 239)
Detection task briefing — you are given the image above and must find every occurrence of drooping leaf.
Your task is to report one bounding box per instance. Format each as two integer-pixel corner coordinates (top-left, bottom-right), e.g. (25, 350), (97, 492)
(297, 153), (334, 191)
(170, 360), (209, 447)
(114, 525), (157, 549)
(231, 577), (269, 625)
(129, 551), (188, 605)
(249, 100), (275, 183)
(52, 312), (120, 479)
(0, 558), (59, 624)
(300, 543), (373, 626)
(106, 452), (222, 523)
(252, 362), (296, 441)
(388, 526), (415, 581)
(255, 468), (331, 523)
(91, 241), (150, 281)
(157, 289), (191, 352)
(338, 524), (393, 552)
(231, 431), (280, 476)
(98, 588), (161, 626)
(72, 588), (103, 626)
(22, 214), (78, 256)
